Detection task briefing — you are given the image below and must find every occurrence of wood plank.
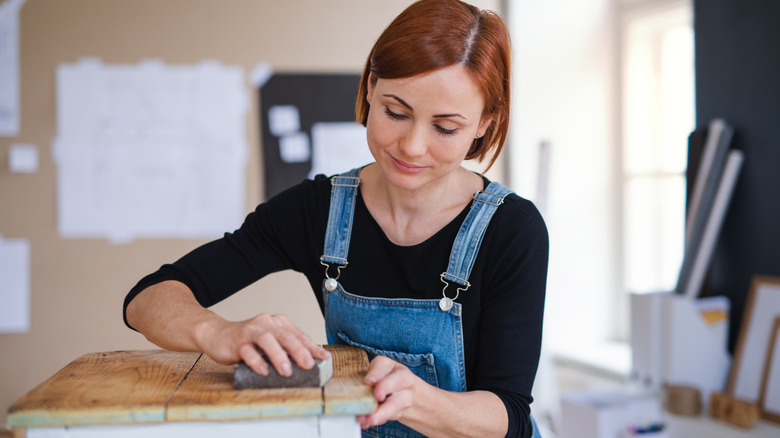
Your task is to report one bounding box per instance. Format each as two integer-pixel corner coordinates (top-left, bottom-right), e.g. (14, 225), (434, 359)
(166, 355), (323, 422)
(8, 346), (376, 428)
(6, 350), (199, 427)
(323, 345), (377, 415)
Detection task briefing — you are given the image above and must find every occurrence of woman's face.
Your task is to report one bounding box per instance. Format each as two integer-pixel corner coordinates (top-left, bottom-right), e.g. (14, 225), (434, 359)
(365, 64), (492, 191)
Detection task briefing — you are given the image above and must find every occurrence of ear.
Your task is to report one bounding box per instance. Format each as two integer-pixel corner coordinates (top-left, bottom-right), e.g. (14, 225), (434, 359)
(477, 115), (494, 138)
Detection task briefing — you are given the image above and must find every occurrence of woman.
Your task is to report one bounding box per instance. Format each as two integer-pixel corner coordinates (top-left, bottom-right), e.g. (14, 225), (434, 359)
(124, 0), (548, 436)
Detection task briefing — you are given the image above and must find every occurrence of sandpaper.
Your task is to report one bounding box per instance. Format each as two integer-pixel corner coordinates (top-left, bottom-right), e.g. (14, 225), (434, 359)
(234, 353), (333, 389)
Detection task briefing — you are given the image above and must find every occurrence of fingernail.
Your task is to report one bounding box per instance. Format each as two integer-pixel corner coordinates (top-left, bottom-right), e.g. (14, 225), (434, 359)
(282, 362), (292, 376)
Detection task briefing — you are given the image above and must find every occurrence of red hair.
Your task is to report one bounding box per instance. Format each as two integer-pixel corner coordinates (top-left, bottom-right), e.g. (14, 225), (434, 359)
(356, 0), (511, 170)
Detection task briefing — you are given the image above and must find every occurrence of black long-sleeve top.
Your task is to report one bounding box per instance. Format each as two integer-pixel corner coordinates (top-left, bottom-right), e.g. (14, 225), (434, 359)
(123, 173), (548, 437)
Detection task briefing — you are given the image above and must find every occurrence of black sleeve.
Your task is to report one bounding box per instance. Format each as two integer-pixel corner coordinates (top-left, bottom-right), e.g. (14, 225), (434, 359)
(122, 176), (331, 330)
(472, 195), (549, 438)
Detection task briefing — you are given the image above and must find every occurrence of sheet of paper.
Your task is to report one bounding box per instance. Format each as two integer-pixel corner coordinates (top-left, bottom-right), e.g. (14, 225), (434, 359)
(55, 59), (248, 242)
(279, 132), (310, 163)
(0, 234), (30, 333)
(308, 122), (372, 178)
(0, 0), (25, 136)
(9, 143), (38, 173)
(250, 62), (273, 88)
(268, 105), (300, 136)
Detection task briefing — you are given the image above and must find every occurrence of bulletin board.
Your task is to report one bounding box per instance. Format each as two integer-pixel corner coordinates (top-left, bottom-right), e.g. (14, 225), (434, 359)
(259, 74), (362, 199)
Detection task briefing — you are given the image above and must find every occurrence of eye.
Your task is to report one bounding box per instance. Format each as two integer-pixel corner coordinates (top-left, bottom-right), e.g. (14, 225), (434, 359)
(384, 107), (407, 121)
(435, 125), (458, 136)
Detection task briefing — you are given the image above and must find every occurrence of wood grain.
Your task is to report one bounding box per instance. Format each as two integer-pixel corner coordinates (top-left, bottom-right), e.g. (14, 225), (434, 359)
(7, 346), (376, 428)
(323, 344), (377, 415)
(6, 350), (199, 427)
(166, 355), (323, 422)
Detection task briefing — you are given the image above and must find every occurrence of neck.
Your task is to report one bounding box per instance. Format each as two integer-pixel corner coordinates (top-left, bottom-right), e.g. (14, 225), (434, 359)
(372, 165), (466, 215)
(360, 164), (481, 246)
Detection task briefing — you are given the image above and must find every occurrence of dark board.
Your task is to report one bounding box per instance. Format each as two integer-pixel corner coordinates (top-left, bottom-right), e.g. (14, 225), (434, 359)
(694, 0), (780, 353)
(259, 74), (361, 199)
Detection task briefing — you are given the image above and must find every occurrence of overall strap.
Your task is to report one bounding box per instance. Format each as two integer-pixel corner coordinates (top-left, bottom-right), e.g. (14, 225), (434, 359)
(440, 181), (513, 298)
(320, 167), (361, 276)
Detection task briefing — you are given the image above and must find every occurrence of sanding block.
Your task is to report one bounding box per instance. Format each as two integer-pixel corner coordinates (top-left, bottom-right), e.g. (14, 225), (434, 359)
(234, 354), (333, 389)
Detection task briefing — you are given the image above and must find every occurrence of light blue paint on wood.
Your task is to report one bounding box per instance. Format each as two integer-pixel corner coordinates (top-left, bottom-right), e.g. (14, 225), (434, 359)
(6, 408), (165, 427)
(166, 401), (324, 422)
(324, 398), (376, 416)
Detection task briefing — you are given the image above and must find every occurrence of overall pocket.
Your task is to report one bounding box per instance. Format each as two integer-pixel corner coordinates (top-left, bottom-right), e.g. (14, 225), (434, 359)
(337, 333), (439, 388)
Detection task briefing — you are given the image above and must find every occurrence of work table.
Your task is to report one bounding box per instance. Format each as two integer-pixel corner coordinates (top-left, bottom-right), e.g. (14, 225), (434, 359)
(7, 345), (376, 437)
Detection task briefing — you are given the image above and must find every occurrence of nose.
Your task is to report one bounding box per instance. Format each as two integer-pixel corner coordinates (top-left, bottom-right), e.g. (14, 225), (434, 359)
(398, 123), (427, 158)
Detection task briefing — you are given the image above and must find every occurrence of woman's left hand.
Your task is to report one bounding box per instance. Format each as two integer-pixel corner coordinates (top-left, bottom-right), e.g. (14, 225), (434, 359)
(357, 356), (421, 429)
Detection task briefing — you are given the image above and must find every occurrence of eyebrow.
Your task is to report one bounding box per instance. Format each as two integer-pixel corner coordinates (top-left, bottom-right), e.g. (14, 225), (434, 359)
(383, 94), (467, 120)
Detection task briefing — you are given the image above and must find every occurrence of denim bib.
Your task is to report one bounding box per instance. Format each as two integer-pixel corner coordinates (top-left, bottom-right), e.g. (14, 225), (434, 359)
(320, 167), (534, 438)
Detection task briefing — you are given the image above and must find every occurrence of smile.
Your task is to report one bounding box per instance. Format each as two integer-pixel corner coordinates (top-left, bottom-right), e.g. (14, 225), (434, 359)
(391, 156), (427, 173)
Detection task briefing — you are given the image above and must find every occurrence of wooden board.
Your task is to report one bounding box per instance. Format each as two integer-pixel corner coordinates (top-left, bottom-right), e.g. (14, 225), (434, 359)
(166, 354), (323, 421)
(323, 345), (377, 415)
(7, 346), (376, 428)
(6, 350), (199, 427)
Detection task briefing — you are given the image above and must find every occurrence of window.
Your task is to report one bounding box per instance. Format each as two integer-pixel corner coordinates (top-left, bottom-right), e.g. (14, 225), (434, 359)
(618, 0), (694, 336)
(507, 0), (694, 370)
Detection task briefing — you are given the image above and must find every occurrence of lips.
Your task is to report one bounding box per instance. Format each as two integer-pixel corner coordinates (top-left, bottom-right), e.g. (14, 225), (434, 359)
(391, 156), (427, 173)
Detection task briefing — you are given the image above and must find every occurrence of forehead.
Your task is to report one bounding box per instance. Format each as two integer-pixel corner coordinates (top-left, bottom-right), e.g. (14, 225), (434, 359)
(375, 65), (485, 114)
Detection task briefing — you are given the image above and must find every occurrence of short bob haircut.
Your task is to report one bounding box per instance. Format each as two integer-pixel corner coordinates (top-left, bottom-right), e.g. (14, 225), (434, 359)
(356, 0), (511, 171)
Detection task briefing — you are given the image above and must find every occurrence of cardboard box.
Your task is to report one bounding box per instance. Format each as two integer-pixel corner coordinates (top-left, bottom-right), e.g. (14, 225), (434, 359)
(560, 389), (663, 438)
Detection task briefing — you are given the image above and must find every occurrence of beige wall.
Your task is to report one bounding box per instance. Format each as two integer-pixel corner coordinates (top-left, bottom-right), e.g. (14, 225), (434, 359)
(0, 0), (501, 427)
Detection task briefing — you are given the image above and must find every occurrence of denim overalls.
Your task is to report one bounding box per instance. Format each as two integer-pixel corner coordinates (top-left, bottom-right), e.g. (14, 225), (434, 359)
(320, 167), (541, 438)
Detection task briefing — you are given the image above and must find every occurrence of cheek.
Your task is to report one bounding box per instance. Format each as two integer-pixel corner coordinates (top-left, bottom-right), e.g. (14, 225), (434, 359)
(365, 110), (395, 149)
(431, 137), (473, 163)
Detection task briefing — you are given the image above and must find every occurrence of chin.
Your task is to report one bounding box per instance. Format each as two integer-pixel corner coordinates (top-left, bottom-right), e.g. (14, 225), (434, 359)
(387, 167), (444, 192)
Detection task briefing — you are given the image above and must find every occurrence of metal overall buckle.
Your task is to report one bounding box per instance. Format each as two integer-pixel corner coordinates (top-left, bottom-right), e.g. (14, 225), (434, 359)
(439, 273), (470, 311)
(320, 256), (348, 292)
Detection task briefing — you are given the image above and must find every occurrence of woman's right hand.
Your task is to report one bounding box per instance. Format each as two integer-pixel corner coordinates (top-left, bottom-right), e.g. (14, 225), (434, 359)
(126, 281), (330, 377)
(195, 313), (332, 376)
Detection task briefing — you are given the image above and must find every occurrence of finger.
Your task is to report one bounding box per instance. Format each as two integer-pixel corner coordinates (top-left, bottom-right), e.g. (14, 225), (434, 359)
(364, 356), (397, 386)
(254, 331), (293, 377)
(272, 326), (317, 371)
(356, 414), (371, 429)
(270, 315), (323, 369)
(371, 365), (417, 406)
(268, 314), (331, 363)
(366, 391), (414, 427)
(311, 343), (332, 361)
(284, 321), (331, 361)
(295, 333), (331, 362)
(373, 373), (400, 404)
(238, 343), (269, 376)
